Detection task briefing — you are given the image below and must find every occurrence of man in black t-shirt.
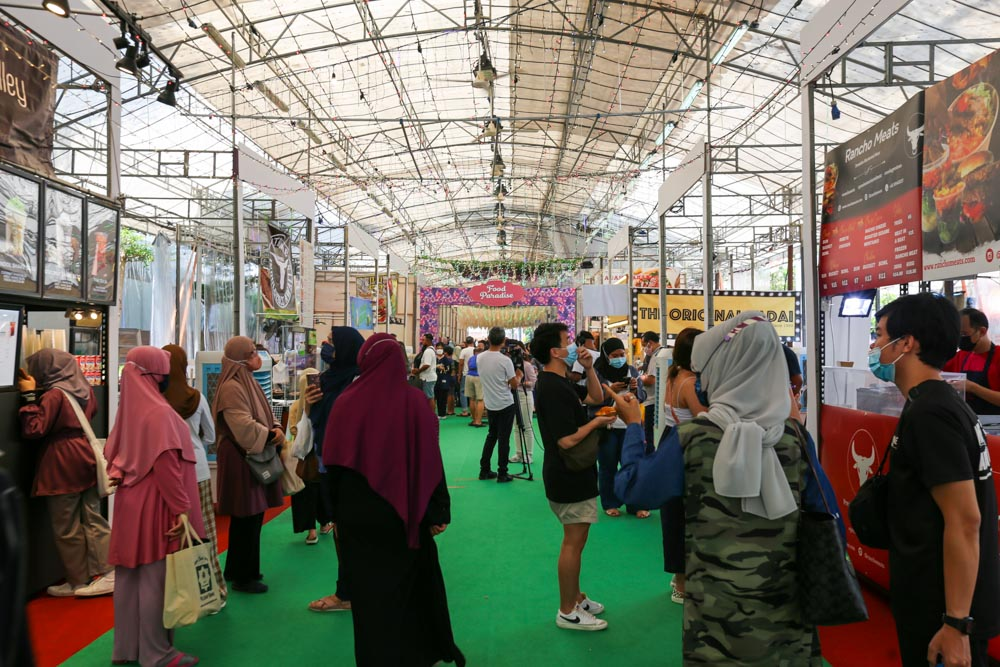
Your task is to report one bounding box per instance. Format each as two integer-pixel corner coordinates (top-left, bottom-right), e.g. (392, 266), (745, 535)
(870, 293), (1000, 667)
(530, 323), (615, 632)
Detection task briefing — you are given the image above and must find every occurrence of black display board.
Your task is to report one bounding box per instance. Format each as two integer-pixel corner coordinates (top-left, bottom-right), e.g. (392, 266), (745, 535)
(42, 185), (84, 300)
(0, 168), (41, 295)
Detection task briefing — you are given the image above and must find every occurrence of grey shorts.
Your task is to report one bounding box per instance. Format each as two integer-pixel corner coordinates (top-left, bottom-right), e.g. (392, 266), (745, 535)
(548, 497), (598, 525)
(422, 380), (435, 398)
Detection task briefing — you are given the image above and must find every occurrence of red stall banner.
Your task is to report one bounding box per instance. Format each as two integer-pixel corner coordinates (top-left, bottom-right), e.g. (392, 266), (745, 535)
(821, 404), (1000, 590)
(819, 93), (925, 296)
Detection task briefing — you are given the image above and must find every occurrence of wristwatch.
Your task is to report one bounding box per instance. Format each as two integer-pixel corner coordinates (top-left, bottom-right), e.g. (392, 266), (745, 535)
(942, 614), (975, 635)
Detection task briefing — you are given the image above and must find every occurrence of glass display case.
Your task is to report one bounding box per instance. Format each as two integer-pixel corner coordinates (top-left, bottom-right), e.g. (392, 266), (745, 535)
(273, 325), (317, 402)
(823, 366), (965, 417)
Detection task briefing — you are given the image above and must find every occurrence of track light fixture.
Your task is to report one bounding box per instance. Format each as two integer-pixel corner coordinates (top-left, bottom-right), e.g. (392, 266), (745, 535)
(116, 46), (138, 76)
(157, 80), (178, 107)
(135, 46), (150, 69)
(42, 0), (70, 17)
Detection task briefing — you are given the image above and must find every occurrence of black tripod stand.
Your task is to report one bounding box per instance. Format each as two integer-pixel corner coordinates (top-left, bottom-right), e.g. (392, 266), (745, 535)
(509, 383), (535, 481)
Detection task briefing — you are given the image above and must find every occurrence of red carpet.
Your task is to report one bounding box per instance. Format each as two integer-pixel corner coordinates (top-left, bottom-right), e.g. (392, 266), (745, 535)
(26, 499), (290, 667)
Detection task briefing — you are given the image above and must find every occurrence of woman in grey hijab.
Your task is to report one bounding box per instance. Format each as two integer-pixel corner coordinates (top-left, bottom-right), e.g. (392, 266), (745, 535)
(615, 312), (830, 666)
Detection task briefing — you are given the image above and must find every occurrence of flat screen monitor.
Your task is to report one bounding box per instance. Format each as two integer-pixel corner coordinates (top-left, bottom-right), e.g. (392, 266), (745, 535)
(839, 290), (877, 318)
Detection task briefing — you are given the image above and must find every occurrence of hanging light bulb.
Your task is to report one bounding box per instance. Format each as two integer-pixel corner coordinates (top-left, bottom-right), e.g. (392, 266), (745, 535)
(42, 0), (70, 17)
(157, 80), (179, 107)
(472, 53), (497, 89)
(491, 152), (505, 178)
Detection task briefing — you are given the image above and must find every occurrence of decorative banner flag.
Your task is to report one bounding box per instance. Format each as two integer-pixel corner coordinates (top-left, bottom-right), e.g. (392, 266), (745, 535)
(350, 296), (373, 330)
(631, 289), (801, 341)
(357, 275), (398, 324)
(0, 26), (57, 176)
(263, 224), (296, 318)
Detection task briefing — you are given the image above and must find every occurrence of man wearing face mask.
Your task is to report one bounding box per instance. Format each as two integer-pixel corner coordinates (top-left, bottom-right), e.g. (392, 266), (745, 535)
(639, 331), (669, 446)
(943, 308), (1000, 415)
(531, 322), (614, 632)
(869, 294), (1000, 667)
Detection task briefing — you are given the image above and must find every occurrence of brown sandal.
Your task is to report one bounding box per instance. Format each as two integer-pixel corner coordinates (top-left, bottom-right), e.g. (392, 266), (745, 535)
(308, 594), (352, 612)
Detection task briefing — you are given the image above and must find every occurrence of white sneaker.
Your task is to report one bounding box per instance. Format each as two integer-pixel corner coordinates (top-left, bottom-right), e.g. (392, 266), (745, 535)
(47, 582), (84, 597)
(670, 579), (685, 605)
(76, 571), (115, 597)
(555, 605), (608, 631)
(579, 595), (604, 615)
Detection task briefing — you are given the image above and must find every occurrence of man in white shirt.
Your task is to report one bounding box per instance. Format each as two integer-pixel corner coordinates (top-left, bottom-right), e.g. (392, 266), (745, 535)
(477, 327), (522, 483)
(639, 331), (670, 445)
(569, 331), (600, 385)
(457, 336), (475, 417)
(410, 333), (438, 411)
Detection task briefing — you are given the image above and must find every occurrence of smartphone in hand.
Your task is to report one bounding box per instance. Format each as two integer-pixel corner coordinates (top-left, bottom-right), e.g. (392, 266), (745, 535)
(307, 374), (321, 390)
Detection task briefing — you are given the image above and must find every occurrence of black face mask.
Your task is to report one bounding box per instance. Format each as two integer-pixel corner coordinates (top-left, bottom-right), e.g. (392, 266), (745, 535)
(321, 342), (336, 365)
(158, 377), (170, 393)
(958, 335), (976, 352)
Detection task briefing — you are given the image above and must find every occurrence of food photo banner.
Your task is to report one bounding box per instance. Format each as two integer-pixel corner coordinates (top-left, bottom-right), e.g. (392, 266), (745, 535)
(631, 289), (801, 341)
(819, 93), (924, 296)
(923, 49), (1000, 279)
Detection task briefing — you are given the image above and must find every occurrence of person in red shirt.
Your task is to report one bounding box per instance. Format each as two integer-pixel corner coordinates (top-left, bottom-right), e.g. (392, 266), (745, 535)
(944, 307), (1000, 415)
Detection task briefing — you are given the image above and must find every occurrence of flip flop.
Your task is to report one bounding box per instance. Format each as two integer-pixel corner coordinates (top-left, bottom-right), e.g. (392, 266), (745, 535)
(635, 510), (651, 519)
(305, 535), (319, 545)
(308, 595), (352, 613)
(605, 508), (621, 517)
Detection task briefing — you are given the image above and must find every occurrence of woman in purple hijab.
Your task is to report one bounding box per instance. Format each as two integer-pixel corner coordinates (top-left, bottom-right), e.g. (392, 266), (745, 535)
(323, 333), (464, 667)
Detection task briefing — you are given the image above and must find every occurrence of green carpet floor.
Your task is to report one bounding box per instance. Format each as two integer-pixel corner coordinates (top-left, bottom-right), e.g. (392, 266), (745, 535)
(62, 417), (828, 666)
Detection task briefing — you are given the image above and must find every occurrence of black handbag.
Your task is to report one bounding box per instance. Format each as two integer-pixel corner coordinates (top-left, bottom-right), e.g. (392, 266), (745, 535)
(847, 444), (892, 549)
(559, 430), (601, 472)
(245, 442), (284, 485)
(792, 423), (869, 626)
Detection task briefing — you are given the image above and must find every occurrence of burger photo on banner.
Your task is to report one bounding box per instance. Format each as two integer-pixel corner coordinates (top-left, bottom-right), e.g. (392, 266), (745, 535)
(923, 48), (1000, 279)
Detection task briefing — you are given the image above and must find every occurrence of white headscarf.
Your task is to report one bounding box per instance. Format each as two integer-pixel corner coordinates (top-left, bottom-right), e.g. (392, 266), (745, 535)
(691, 311), (796, 520)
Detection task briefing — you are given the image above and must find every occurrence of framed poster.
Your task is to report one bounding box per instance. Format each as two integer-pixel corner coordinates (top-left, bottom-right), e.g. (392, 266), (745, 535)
(0, 168), (40, 295)
(0, 304), (23, 389)
(85, 201), (119, 303)
(43, 186), (84, 300)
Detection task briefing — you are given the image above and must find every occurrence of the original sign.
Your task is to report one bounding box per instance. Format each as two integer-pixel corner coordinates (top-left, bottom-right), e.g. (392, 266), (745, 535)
(631, 289), (801, 341)
(467, 281), (525, 306)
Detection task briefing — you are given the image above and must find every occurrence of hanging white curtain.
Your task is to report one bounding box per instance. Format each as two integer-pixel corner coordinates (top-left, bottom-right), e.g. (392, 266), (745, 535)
(150, 233), (176, 348)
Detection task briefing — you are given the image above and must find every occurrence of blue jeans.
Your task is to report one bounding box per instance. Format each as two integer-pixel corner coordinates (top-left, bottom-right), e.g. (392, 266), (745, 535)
(598, 428), (639, 513)
(458, 379), (468, 410)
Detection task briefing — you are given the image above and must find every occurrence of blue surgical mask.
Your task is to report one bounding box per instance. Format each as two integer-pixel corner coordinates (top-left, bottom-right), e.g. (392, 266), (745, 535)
(321, 342), (335, 365)
(565, 342), (578, 368)
(868, 338), (903, 383)
(609, 357), (627, 369)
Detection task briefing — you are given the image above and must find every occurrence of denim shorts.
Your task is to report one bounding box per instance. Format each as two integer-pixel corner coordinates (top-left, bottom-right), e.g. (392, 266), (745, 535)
(422, 380), (435, 398)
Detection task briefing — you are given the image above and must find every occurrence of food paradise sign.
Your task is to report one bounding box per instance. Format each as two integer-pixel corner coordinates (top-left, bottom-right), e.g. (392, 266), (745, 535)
(467, 280), (526, 306)
(631, 289), (800, 341)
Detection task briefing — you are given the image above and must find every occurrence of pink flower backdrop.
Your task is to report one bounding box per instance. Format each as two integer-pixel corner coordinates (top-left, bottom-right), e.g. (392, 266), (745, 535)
(419, 286), (577, 337)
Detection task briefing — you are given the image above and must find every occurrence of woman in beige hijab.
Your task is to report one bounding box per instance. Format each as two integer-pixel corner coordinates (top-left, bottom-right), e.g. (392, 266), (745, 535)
(213, 336), (285, 594)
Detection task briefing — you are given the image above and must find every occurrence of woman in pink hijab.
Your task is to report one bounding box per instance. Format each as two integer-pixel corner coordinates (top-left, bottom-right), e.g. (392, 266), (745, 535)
(323, 333), (464, 666)
(105, 346), (205, 667)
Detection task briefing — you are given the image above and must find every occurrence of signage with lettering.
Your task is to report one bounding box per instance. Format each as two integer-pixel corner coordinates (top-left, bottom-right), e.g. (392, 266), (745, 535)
(467, 281), (526, 306)
(0, 26), (57, 176)
(631, 289), (801, 341)
(819, 93), (924, 295)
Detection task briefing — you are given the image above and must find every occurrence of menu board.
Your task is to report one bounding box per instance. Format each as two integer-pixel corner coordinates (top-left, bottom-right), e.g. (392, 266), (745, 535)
(819, 93), (924, 296)
(923, 49), (1000, 279)
(86, 202), (118, 303)
(43, 188), (83, 299)
(0, 169), (40, 295)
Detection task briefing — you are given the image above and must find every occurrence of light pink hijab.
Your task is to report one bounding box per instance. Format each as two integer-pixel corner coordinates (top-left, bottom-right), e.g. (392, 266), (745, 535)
(105, 346), (196, 486)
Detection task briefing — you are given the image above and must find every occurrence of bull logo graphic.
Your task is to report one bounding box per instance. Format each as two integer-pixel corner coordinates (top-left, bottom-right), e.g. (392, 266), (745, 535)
(847, 429), (879, 493)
